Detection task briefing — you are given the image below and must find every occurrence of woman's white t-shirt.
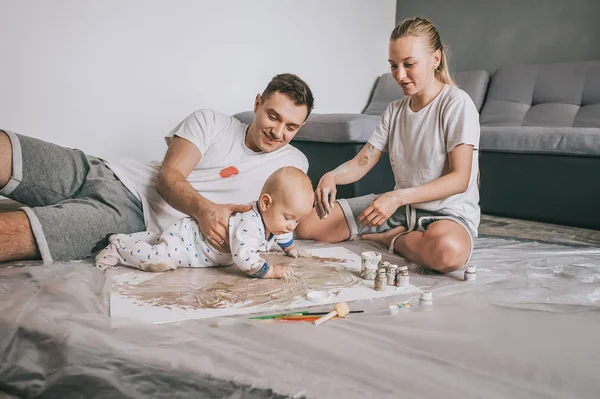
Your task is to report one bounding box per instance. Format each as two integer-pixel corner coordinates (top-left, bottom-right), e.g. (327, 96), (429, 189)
(367, 85), (481, 236)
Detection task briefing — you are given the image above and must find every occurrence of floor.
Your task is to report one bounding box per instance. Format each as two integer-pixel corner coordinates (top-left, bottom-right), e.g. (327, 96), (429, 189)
(479, 214), (600, 247)
(1, 198), (599, 247)
(2, 197), (600, 397)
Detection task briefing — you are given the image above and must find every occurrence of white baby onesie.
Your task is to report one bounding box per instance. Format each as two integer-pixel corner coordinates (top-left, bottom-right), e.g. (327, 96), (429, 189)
(96, 202), (294, 277)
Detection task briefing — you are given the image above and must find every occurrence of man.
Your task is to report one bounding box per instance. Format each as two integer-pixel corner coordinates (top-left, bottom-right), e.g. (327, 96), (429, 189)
(0, 73), (314, 264)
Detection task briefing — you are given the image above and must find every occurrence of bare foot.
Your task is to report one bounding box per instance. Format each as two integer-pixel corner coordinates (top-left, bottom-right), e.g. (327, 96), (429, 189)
(95, 243), (122, 270)
(360, 225), (408, 250)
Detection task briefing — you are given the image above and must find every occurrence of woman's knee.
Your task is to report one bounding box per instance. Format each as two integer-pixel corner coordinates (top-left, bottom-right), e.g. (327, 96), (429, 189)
(426, 235), (469, 272)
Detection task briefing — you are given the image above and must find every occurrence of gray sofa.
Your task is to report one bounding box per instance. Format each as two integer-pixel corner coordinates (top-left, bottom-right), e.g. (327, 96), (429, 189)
(235, 61), (600, 229)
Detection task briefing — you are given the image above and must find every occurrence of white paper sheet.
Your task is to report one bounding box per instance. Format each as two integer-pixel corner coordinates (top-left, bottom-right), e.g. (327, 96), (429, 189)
(110, 246), (420, 323)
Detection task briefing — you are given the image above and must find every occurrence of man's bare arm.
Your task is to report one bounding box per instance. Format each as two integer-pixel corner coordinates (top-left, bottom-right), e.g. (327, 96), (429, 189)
(156, 136), (251, 251)
(156, 137), (206, 218)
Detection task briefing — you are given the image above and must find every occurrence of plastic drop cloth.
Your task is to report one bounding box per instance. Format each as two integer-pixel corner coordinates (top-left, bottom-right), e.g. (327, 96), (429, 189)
(1, 236), (600, 399)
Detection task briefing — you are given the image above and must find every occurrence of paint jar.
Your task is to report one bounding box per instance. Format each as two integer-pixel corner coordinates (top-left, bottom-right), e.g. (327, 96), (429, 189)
(419, 290), (433, 306)
(374, 268), (387, 291)
(386, 264), (397, 285)
(396, 265), (409, 288)
(361, 251), (381, 280)
(464, 266), (476, 281)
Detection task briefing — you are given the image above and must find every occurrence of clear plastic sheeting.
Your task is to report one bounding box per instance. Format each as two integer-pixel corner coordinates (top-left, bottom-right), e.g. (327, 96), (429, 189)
(1, 237), (600, 398)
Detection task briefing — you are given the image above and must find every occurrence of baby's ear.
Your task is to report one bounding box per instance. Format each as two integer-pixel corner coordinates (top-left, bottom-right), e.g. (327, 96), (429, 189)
(259, 193), (273, 211)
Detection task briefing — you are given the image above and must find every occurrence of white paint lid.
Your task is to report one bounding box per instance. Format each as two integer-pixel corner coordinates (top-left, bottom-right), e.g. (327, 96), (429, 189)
(306, 290), (334, 303)
(466, 266), (476, 273)
(361, 251), (382, 260)
(420, 291), (433, 301)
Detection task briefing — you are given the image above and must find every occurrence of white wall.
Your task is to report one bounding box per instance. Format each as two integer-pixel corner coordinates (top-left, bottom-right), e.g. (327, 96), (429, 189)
(0, 0), (395, 162)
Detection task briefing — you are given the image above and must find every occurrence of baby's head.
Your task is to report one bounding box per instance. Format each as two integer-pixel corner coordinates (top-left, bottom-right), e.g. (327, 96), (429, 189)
(258, 167), (314, 235)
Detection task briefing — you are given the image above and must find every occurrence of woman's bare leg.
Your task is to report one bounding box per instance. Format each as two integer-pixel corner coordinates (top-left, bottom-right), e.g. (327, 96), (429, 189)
(361, 220), (470, 273)
(295, 206), (351, 243)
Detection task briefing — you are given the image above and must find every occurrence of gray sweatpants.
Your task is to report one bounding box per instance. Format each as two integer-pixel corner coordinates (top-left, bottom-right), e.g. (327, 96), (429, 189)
(338, 194), (475, 263)
(0, 131), (145, 263)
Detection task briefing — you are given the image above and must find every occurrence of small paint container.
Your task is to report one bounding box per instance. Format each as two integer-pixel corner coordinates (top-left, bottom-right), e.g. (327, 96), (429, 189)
(419, 290), (433, 306)
(377, 260), (390, 270)
(386, 264), (398, 285)
(396, 265), (409, 288)
(361, 251), (381, 280)
(388, 302), (411, 314)
(374, 268), (387, 291)
(464, 265), (476, 281)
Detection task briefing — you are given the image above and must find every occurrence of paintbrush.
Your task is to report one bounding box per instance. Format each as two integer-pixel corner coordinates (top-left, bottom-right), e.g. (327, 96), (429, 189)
(304, 310), (364, 316)
(258, 318), (319, 323)
(250, 310), (363, 320)
(274, 315), (322, 321)
(250, 312), (306, 320)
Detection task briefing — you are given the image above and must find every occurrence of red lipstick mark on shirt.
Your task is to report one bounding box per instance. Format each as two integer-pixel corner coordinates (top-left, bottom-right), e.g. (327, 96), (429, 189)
(219, 166), (239, 178)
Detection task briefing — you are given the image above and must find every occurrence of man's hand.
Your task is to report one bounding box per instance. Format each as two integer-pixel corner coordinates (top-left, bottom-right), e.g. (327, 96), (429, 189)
(357, 191), (405, 227)
(195, 201), (252, 252)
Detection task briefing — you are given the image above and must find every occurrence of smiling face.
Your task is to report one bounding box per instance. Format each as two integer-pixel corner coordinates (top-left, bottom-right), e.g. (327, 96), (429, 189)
(245, 91), (308, 153)
(388, 35), (441, 97)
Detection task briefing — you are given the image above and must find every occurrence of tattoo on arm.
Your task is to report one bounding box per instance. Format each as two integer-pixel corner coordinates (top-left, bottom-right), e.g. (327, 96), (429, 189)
(358, 144), (376, 167)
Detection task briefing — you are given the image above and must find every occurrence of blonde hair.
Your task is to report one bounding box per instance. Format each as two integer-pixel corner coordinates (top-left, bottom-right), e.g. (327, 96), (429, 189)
(391, 17), (455, 86)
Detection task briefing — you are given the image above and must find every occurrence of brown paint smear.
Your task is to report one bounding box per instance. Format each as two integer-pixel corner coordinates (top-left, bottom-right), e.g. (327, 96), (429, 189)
(113, 252), (361, 310)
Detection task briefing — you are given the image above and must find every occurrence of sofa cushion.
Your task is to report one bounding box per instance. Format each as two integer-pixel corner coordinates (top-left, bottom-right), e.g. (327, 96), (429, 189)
(480, 126), (600, 157)
(234, 110), (254, 125)
(480, 61), (600, 128)
(362, 69), (490, 115)
(233, 111), (380, 143)
(294, 114), (380, 143)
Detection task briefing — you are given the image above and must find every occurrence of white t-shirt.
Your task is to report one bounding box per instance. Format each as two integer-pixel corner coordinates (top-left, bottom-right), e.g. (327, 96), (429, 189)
(107, 109), (309, 231)
(367, 85), (481, 235)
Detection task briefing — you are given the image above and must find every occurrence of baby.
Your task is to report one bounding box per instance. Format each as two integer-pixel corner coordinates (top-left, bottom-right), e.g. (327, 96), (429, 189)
(95, 166), (314, 278)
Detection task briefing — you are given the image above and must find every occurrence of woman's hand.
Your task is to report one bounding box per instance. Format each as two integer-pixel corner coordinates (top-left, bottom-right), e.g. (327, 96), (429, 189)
(357, 191), (405, 227)
(314, 173), (337, 219)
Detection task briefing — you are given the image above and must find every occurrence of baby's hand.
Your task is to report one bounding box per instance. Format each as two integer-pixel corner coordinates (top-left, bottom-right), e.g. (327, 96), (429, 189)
(287, 248), (312, 259)
(267, 265), (294, 279)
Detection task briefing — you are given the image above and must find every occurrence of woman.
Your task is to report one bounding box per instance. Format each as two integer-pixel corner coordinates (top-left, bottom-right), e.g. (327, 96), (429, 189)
(296, 17), (480, 273)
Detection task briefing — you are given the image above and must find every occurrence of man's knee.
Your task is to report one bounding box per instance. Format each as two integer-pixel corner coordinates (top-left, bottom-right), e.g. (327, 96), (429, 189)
(0, 130), (12, 189)
(0, 211), (40, 262)
(427, 235), (468, 273)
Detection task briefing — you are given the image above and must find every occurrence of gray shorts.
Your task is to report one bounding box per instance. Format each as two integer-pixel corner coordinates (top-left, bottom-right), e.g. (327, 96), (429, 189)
(338, 194), (475, 263)
(0, 131), (145, 263)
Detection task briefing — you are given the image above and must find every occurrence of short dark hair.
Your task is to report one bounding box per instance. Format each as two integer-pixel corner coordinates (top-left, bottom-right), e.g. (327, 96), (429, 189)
(261, 73), (314, 119)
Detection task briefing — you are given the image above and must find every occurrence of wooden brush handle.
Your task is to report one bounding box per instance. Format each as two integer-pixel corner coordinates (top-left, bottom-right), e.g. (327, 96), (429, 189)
(313, 310), (337, 326)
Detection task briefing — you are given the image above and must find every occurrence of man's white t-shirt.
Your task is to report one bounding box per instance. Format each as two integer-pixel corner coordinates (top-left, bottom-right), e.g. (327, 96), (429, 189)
(367, 84), (481, 235)
(107, 109), (309, 231)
